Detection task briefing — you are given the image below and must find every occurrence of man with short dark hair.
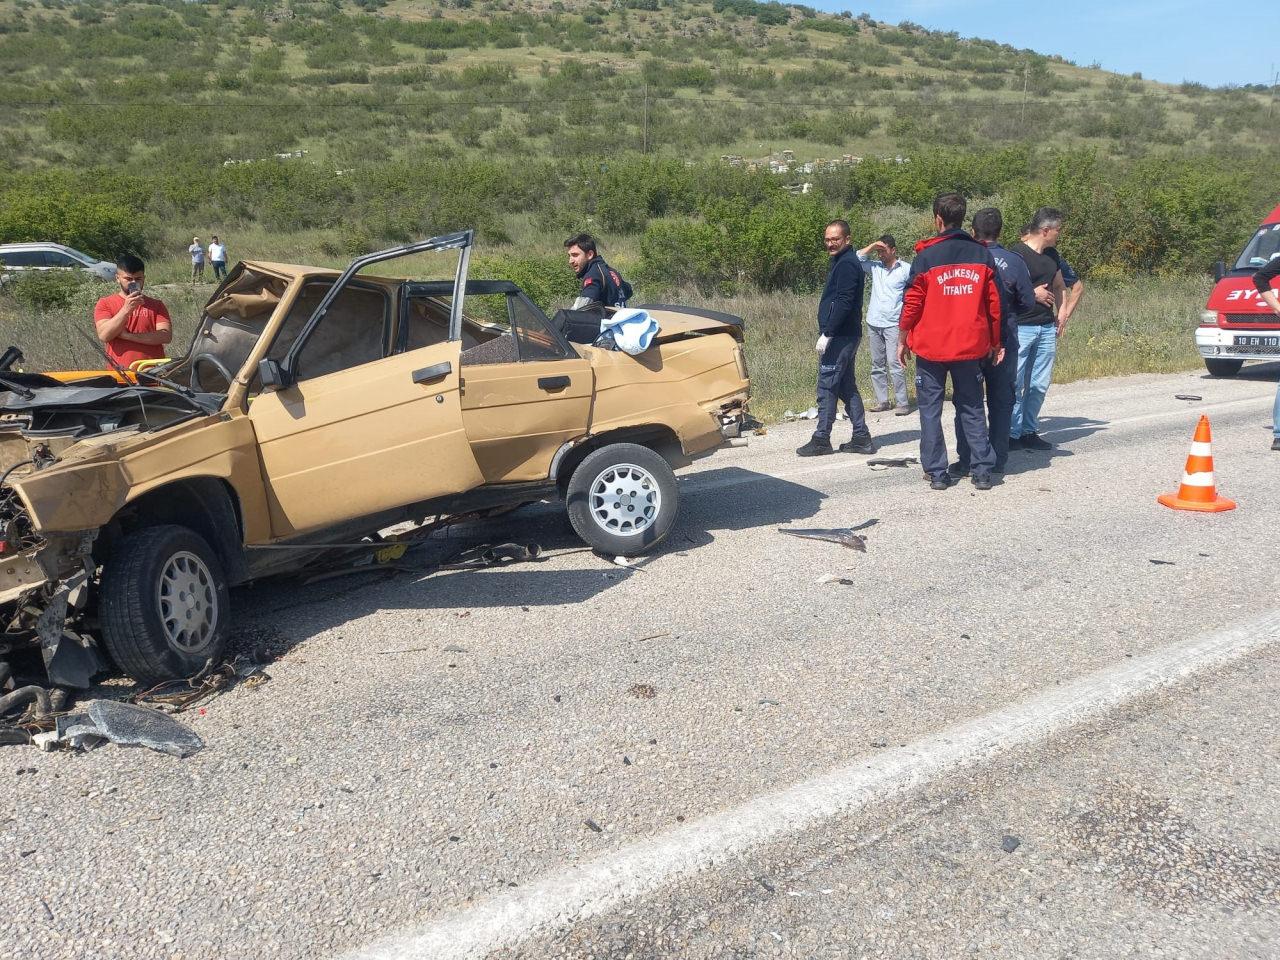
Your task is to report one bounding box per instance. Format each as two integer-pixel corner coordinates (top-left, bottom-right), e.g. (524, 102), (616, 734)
(797, 219), (874, 456)
(93, 255), (172, 368)
(857, 233), (912, 414)
(209, 235), (228, 280)
(1009, 208), (1067, 451)
(564, 233), (633, 309)
(951, 207), (1037, 478)
(898, 193), (1002, 490)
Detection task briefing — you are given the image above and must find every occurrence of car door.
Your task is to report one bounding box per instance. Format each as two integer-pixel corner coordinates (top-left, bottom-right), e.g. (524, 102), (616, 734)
(399, 282), (593, 483)
(248, 279), (484, 538)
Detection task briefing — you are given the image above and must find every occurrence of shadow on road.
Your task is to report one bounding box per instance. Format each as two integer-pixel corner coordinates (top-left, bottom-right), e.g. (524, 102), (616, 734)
(1200, 360), (1280, 383)
(227, 467), (825, 656)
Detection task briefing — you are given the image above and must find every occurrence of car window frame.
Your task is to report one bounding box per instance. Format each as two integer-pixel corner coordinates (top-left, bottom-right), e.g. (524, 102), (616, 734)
(396, 280), (574, 361)
(282, 278), (395, 383)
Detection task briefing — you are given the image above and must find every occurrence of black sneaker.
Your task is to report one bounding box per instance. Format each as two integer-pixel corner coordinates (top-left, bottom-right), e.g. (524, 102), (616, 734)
(838, 435), (876, 455)
(1008, 435), (1024, 450)
(928, 475), (951, 491)
(947, 461), (970, 479)
(1021, 432), (1053, 451)
(796, 437), (834, 457)
(972, 473), (994, 490)
(1272, 438), (1280, 452)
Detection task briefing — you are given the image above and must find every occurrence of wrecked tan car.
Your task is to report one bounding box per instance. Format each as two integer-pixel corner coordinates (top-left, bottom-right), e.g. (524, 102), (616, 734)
(0, 232), (750, 686)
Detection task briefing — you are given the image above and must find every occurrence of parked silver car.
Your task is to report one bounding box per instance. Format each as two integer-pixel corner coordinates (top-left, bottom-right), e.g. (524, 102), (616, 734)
(0, 242), (115, 282)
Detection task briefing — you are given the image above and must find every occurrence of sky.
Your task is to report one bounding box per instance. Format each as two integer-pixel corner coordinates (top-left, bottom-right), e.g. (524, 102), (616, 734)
(813, 0), (1276, 88)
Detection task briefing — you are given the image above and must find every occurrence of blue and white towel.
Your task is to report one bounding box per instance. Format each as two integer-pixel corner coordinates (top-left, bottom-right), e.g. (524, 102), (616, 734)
(598, 308), (660, 355)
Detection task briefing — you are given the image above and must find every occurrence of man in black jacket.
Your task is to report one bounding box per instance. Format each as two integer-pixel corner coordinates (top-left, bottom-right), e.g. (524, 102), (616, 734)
(797, 220), (875, 456)
(1252, 254), (1280, 451)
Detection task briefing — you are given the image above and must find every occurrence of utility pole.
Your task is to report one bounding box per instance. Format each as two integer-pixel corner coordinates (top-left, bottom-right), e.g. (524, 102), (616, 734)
(643, 86), (649, 155)
(1021, 63), (1028, 126)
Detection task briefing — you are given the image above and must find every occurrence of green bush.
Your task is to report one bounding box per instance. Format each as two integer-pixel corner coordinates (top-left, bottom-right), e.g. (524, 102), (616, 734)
(2, 269), (98, 311)
(0, 184), (154, 259)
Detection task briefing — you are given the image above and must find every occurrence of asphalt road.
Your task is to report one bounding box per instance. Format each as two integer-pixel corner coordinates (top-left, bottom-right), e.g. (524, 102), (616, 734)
(4, 364), (1279, 960)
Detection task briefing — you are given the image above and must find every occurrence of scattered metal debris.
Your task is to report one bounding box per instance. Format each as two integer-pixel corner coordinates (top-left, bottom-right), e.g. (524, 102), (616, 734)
(1149, 559), (1176, 566)
(778, 527), (868, 551)
(867, 456), (919, 470)
(1174, 394), (1202, 401)
(34, 701), (204, 757)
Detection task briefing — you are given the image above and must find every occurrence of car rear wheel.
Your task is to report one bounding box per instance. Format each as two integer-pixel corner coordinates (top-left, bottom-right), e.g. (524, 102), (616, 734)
(1204, 358), (1243, 377)
(565, 443), (678, 556)
(100, 524), (230, 685)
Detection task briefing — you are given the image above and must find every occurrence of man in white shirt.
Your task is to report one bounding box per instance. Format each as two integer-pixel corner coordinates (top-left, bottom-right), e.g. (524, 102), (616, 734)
(208, 235), (228, 280)
(856, 234), (912, 414)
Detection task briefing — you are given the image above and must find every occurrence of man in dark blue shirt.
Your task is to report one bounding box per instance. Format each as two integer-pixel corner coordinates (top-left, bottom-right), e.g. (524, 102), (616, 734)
(797, 219), (875, 456)
(952, 207), (1037, 477)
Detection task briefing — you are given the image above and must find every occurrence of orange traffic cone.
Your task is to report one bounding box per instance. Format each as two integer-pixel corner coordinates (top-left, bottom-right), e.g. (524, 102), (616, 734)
(1157, 415), (1236, 513)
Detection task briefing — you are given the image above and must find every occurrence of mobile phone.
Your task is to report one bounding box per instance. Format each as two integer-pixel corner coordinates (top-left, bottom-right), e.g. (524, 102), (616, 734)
(127, 281), (140, 294)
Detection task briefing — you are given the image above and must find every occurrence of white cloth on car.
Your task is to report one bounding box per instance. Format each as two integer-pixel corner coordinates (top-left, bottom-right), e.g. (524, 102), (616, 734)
(600, 308), (660, 356)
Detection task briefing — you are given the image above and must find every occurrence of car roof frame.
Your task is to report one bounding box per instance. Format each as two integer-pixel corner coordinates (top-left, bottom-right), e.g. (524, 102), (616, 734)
(282, 230), (473, 373)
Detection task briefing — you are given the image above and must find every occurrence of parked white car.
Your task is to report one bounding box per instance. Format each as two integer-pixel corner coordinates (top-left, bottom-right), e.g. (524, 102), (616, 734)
(0, 242), (115, 283)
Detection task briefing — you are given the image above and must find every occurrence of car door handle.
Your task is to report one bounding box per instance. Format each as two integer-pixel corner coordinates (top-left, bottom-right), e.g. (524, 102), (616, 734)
(412, 361), (452, 384)
(538, 375), (571, 391)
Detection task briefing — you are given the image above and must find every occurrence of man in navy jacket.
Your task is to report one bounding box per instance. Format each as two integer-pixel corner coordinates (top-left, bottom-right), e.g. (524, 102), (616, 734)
(951, 206), (1037, 477)
(898, 193), (1003, 490)
(797, 220), (875, 456)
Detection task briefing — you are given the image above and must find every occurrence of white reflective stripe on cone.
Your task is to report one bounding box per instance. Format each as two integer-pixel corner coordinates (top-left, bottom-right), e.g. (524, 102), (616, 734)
(1180, 471), (1216, 487)
(1188, 441), (1214, 457)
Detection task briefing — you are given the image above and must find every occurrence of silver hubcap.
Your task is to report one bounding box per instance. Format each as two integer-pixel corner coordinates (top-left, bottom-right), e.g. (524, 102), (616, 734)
(589, 463), (661, 536)
(158, 551), (218, 654)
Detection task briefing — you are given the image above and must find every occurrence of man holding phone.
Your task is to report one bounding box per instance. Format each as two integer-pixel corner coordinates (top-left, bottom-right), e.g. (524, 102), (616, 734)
(93, 255), (172, 368)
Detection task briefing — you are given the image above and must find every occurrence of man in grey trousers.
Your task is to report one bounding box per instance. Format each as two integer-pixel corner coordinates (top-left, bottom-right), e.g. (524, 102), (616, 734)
(857, 234), (913, 415)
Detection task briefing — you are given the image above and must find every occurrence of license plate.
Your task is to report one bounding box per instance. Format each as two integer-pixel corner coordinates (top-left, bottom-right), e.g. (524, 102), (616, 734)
(1234, 335), (1280, 347)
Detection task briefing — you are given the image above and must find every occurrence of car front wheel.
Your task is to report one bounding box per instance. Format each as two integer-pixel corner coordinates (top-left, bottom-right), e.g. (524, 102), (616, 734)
(100, 524), (230, 685)
(565, 442), (679, 556)
(1204, 358), (1243, 377)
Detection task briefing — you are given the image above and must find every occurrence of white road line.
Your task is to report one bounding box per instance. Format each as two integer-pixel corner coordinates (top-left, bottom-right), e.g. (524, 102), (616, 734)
(680, 392), (1272, 494)
(346, 608), (1280, 960)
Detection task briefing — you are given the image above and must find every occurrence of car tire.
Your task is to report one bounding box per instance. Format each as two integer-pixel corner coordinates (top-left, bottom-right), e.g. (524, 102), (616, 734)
(1204, 358), (1243, 377)
(99, 525), (230, 685)
(565, 442), (678, 557)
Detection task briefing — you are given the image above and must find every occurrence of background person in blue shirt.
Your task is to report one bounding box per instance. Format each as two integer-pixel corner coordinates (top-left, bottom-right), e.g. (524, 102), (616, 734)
(857, 234), (913, 415)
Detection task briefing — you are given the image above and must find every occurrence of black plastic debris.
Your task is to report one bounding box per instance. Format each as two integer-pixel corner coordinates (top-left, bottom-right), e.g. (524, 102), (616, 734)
(1174, 394), (1202, 401)
(584, 818), (603, 833)
(1001, 834), (1022, 854)
(868, 456), (919, 471)
(779, 527), (868, 551)
(1148, 559), (1176, 566)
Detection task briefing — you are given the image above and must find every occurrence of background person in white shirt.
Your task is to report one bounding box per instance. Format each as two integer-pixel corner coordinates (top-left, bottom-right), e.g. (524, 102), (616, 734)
(208, 235), (228, 280)
(856, 234), (912, 414)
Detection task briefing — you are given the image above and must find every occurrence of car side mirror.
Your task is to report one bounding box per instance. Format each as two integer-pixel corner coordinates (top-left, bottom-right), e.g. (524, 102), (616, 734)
(1212, 260), (1226, 282)
(258, 358), (292, 391)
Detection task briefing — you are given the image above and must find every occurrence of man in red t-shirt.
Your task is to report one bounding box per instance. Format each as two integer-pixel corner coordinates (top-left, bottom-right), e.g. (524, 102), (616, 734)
(93, 254), (173, 368)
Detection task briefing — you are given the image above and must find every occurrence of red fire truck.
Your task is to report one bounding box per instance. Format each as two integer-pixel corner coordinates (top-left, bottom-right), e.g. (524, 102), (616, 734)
(1197, 203), (1280, 376)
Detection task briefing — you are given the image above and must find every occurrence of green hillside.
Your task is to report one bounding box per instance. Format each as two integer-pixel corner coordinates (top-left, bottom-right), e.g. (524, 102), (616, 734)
(1, 0), (1277, 287)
